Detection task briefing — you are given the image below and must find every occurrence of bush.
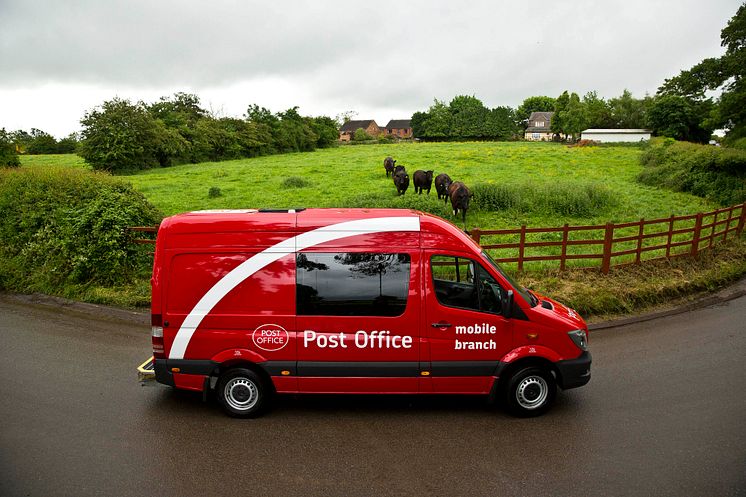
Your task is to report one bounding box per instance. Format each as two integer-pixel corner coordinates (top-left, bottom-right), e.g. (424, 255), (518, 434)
(0, 128), (20, 168)
(353, 128), (373, 141)
(208, 186), (222, 198)
(638, 139), (746, 205)
(0, 168), (162, 291)
(282, 176), (310, 188)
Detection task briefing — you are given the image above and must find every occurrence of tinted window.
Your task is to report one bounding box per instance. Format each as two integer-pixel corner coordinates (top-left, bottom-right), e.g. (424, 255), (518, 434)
(297, 253), (410, 316)
(431, 255), (504, 314)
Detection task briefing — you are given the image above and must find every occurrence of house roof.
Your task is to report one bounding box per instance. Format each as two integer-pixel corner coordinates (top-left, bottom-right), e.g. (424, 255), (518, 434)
(385, 119), (412, 129)
(581, 129), (651, 134)
(528, 111), (554, 122)
(340, 120), (377, 132)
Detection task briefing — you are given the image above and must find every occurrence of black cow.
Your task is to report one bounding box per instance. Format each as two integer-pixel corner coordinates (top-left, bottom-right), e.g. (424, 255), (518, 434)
(434, 173), (452, 202)
(448, 181), (473, 226)
(412, 170), (434, 195)
(393, 170), (409, 195)
(384, 157), (396, 177)
(392, 165), (406, 184)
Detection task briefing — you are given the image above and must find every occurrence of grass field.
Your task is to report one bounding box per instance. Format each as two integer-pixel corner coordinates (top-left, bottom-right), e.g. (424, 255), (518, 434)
(16, 145), (745, 315)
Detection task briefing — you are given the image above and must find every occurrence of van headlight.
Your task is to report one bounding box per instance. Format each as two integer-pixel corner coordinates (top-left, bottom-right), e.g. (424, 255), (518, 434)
(567, 329), (588, 351)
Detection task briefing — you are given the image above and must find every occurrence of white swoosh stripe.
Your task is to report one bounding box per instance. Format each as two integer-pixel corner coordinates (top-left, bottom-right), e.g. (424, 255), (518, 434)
(168, 216), (420, 359)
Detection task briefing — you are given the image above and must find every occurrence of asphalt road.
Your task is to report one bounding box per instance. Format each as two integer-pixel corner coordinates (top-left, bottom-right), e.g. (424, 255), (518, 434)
(1, 294), (745, 497)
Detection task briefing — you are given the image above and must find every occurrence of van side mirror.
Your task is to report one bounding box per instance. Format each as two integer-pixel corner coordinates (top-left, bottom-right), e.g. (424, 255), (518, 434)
(501, 290), (513, 319)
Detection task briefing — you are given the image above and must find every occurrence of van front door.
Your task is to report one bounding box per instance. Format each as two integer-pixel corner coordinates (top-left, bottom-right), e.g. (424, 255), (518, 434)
(424, 253), (513, 394)
(295, 251), (421, 393)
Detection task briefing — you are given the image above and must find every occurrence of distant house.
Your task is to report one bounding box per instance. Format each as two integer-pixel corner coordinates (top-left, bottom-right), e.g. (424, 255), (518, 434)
(339, 120), (382, 141)
(384, 119), (413, 139)
(524, 112), (554, 141)
(580, 129), (651, 143)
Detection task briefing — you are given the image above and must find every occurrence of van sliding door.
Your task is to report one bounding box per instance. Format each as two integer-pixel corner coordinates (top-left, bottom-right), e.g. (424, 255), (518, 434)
(295, 251), (421, 393)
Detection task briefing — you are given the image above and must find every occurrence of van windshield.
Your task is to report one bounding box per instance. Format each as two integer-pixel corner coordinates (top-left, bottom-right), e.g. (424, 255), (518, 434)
(480, 251), (536, 307)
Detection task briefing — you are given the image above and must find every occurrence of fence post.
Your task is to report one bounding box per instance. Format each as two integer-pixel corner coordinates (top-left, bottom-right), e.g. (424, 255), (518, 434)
(708, 210), (718, 249)
(470, 228), (481, 245)
(691, 213), (704, 258)
(665, 214), (675, 258)
(601, 222), (614, 274)
(517, 225), (526, 271)
(723, 206), (734, 242)
(560, 223), (569, 271)
(635, 218), (644, 264)
(736, 202), (746, 237)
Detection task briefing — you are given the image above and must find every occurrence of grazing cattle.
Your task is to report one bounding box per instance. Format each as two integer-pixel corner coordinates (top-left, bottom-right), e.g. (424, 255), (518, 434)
(392, 165), (406, 184)
(384, 157), (396, 177)
(412, 170), (434, 195)
(434, 173), (452, 202)
(448, 181), (473, 226)
(393, 170), (409, 195)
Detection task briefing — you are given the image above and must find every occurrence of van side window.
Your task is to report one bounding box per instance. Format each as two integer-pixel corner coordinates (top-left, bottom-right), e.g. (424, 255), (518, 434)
(297, 253), (411, 316)
(431, 255), (503, 314)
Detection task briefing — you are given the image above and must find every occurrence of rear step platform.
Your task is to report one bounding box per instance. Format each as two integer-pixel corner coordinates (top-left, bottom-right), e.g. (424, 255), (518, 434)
(137, 356), (155, 382)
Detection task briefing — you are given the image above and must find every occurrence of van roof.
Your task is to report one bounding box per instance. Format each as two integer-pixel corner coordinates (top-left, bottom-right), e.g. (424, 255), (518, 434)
(160, 208), (480, 252)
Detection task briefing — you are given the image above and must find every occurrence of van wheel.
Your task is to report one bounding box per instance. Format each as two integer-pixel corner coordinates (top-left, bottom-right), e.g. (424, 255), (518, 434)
(217, 368), (268, 418)
(504, 367), (556, 417)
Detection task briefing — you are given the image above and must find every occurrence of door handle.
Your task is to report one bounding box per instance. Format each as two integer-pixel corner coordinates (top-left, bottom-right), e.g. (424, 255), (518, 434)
(431, 322), (452, 329)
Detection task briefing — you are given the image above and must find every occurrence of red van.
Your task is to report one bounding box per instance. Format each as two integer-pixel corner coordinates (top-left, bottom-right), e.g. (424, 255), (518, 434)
(150, 208), (590, 417)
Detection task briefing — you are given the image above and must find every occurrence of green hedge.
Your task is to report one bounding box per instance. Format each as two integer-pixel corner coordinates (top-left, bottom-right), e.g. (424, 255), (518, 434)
(0, 167), (162, 292)
(638, 138), (746, 205)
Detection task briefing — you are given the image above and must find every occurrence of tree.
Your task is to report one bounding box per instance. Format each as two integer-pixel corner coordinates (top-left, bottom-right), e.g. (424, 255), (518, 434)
(516, 96), (557, 127)
(582, 91), (614, 129)
(449, 95), (490, 139)
(79, 98), (162, 172)
(26, 129), (59, 154)
(609, 89), (652, 128)
(551, 91), (570, 139)
(564, 92), (588, 141)
(658, 3), (746, 139)
(353, 128), (372, 141)
(308, 116), (339, 148)
(646, 95), (713, 143)
(486, 106), (519, 140)
(0, 128), (20, 167)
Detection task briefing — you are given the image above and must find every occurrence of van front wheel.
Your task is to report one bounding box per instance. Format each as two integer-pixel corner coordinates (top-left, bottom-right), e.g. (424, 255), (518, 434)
(217, 368), (268, 418)
(504, 367), (556, 417)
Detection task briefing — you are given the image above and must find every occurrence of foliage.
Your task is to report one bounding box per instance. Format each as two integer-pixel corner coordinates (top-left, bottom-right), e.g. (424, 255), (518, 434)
(353, 128), (373, 141)
(0, 128), (21, 167)
(79, 98), (162, 172)
(608, 89), (652, 128)
(638, 138), (746, 205)
(516, 96), (556, 125)
(411, 96), (518, 140)
(77, 94), (338, 174)
(0, 167), (162, 292)
(646, 95), (713, 143)
(471, 182), (616, 217)
(658, 3), (746, 140)
(208, 186), (222, 198)
(9, 128), (79, 155)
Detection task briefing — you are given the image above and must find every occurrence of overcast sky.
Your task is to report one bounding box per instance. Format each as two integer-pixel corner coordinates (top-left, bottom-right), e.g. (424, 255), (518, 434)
(0, 0), (740, 137)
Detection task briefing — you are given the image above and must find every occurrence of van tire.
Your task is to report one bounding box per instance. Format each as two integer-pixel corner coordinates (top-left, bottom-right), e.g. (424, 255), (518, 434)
(504, 367), (556, 417)
(216, 368), (268, 418)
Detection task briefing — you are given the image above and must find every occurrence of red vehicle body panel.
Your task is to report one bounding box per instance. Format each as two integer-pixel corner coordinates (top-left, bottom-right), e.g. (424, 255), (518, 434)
(151, 208), (590, 398)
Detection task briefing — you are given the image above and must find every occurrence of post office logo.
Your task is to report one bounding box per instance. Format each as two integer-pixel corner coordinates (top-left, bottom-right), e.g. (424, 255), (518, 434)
(252, 324), (289, 352)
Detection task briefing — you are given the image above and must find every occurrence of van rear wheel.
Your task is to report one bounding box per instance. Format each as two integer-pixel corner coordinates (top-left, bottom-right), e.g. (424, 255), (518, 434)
(216, 368), (268, 418)
(504, 367), (556, 417)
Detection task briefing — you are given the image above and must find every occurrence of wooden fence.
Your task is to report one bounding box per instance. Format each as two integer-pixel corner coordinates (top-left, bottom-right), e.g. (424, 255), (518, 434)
(128, 202), (746, 273)
(469, 202), (746, 273)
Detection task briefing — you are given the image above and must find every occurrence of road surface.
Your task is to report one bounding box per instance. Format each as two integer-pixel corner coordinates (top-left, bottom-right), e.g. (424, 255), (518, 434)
(0, 293), (744, 496)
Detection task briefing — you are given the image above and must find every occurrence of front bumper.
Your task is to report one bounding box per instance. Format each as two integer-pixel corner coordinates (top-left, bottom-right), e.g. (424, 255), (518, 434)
(555, 351), (592, 389)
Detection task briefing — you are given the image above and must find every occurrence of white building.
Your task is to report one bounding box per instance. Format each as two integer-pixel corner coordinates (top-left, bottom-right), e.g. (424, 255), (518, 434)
(580, 129), (652, 143)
